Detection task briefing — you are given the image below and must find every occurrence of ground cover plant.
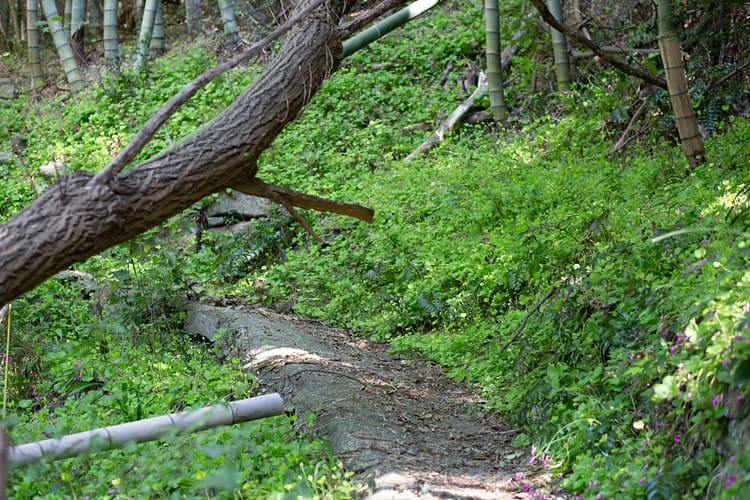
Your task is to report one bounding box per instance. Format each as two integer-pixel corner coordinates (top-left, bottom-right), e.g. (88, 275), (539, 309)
(2, 0), (749, 498)
(222, 6), (748, 499)
(0, 45), (357, 498)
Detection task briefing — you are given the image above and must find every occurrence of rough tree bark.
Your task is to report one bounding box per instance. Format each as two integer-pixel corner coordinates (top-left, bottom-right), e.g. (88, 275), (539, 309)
(0, 0), (389, 305)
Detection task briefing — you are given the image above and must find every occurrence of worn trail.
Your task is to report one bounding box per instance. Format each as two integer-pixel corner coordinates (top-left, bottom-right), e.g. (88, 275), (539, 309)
(185, 303), (558, 499)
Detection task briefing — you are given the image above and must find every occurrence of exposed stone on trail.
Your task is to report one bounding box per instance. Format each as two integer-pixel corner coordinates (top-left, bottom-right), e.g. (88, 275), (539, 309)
(184, 303), (565, 499)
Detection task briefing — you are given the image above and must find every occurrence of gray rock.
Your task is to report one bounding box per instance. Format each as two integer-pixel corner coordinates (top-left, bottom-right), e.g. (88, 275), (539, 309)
(0, 151), (12, 164)
(206, 216), (227, 228)
(206, 193), (271, 219)
(207, 221), (255, 234)
(40, 159), (67, 178)
(0, 79), (17, 100)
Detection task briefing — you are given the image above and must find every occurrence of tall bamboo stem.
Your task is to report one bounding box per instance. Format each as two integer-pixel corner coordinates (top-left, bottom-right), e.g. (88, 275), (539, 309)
(26, 0), (43, 89)
(135, 0), (157, 71)
(103, 0), (118, 68)
(40, 0), (84, 94)
(484, 0), (507, 120)
(151, 0), (164, 53)
(657, 0), (705, 168)
(547, 0), (570, 87)
(217, 0), (239, 45)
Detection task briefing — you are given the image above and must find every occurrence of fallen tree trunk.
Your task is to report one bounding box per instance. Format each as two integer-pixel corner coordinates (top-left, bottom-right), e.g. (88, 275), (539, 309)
(0, 0), (394, 305)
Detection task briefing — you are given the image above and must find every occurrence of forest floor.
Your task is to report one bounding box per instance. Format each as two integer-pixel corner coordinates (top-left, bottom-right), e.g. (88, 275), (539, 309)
(184, 302), (567, 499)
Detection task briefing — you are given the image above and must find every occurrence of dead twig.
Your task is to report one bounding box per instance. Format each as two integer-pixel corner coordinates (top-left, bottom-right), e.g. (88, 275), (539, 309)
(497, 286), (559, 355)
(705, 59), (750, 94)
(612, 98), (649, 152)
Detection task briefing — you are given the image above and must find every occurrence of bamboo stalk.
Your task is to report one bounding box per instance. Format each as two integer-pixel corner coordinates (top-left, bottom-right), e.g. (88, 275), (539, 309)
(657, 0), (705, 168)
(9, 394), (284, 468)
(484, 0), (507, 120)
(342, 0), (441, 58)
(135, 0), (158, 71)
(151, 0), (164, 54)
(103, 0), (118, 68)
(217, 0), (239, 45)
(40, 0), (84, 94)
(26, 0), (44, 89)
(547, 0), (570, 86)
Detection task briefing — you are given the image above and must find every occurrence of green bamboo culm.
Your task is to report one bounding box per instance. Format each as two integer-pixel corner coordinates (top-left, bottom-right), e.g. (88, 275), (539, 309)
(103, 0), (119, 68)
(26, 0), (44, 89)
(656, 0), (705, 168)
(70, 0), (85, 38)
(484, 0), (507, 120)
(151, 0), (165, 54)
(547, 0), (571, 87)
(135, 0), (158, 72)
(40, 0), (84, 94)
(342, 0), (441, 58)
(63, 0), (71, 32)
(217, 0), (240, 45)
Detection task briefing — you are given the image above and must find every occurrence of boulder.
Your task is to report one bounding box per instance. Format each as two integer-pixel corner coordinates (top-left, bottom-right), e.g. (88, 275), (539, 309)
(0, 79), (17, 100)
(39, 159), (67, 178)
(207, 221), (256, 234)
(206, 192), (271, 220)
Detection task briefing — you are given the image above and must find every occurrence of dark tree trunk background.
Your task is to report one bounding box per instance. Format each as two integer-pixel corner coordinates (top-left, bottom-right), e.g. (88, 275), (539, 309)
(0, 0), (373, 305)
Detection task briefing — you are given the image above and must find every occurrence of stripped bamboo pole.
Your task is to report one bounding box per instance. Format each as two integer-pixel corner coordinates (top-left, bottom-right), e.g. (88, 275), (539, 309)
(9, 394), (284, 468)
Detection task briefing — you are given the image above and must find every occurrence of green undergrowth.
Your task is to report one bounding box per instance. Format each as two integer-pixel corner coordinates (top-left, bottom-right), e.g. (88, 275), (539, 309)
(226, 7), (750, 498)
(0, 44), (355, 499)
(254, 107), (750, 497)
(2, 1), (750, 498)
(2, 266), (357, 498)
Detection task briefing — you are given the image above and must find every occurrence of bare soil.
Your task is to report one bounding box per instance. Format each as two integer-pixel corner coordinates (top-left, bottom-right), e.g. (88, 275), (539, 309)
(184, 302), (566, 499)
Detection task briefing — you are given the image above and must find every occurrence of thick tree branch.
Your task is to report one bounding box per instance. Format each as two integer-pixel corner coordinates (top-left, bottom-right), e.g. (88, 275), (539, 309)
(528, 0), (667, 89)
(0, 0), (358, 305)
(92, 0), (328, 186)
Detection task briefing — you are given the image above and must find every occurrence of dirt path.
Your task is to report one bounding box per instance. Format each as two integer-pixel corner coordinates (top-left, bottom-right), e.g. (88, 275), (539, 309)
(184, 303), (563, 499)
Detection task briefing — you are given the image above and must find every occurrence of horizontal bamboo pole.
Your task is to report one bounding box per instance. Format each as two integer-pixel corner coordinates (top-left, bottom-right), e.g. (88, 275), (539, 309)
(9, 394), (284, 468)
